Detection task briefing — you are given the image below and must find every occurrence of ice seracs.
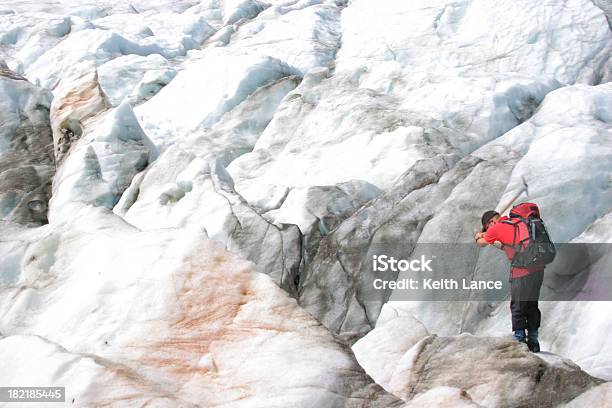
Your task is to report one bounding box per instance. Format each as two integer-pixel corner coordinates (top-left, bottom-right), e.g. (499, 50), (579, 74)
(49, 101), (153, 222)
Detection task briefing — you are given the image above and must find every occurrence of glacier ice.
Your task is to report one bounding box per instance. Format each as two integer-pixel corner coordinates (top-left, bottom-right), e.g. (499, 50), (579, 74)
(354, 332), (603, 407)
(135, 53), (296, 151)
(97, 54), (176, 107)
(0, 208), (401, 407)
(0, 64), (54, 225)
(358, 83), (612, 382)
(49, 101), (152, 222)
(1, 0), (612, 406)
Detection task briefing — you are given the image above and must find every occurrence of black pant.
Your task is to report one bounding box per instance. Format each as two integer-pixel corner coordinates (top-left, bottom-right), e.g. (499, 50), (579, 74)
(510, 270), (544, 331)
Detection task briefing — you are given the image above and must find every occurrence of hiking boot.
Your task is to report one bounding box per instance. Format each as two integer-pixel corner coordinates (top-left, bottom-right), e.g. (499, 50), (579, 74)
(527, 338), (540, 353)
(513, 330), (526, 343)
(527, 329), (540, 352)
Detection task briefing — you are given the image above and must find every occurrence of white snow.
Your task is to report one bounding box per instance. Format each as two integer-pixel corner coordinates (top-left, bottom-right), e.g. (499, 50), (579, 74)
(97, 54), (176, 106)
(496, 83), (612, 242)
(1, 0), (611, 405)
(226, 2), (342, 74)
(402, 387), (483, 408)
(337, 0), (611, 84)
(352, 315), (429, 391)
(0, 207), (397, 406)
(0, 335), (120, 403)
(135, 53), (295, 150)
(373, 82), (612, 384)
(560, 382), (612, 408)
(49, 101), (152, 221)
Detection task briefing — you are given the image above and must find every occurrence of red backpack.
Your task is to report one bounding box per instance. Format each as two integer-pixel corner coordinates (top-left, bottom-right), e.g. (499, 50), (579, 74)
(502, 203), (556, 268)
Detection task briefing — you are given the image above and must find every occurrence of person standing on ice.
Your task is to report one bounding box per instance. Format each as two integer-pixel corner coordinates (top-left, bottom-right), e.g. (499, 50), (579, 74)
(473, 203), (555, 353)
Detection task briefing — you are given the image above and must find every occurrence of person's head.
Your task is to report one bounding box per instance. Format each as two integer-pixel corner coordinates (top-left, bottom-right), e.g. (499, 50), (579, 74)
(481, 210), (500, 232)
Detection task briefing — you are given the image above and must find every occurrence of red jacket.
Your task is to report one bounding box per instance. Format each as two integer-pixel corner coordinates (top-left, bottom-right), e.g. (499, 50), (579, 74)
(484, 216), (544, 278)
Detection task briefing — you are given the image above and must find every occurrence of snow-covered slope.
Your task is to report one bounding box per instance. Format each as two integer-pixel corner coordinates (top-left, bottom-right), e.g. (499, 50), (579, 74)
(359, 82), (612, 382)
(0, 208), (401, 407)
(1, 0), (611, 406)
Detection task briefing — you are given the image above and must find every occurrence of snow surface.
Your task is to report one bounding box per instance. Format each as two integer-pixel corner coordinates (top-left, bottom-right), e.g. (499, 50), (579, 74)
(373, 82), (612, 382)
(97, 54), (176, 106)
(337, 0), (611, 84)
(135, 52), (296, 151)
(49, 101), (153, 222)
(560, 382), (612, 408)
(0, 207), (400, 407)
(1, 0), (611, 406)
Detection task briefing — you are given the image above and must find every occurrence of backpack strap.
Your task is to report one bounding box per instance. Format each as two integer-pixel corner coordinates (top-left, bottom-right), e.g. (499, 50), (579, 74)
(502, 219), (520, 249)
(518, 224), (530, 249)
(503, 218), (530, 262)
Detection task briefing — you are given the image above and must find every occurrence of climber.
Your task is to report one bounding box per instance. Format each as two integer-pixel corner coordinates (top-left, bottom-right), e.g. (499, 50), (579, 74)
(473, 208), (546, 353)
